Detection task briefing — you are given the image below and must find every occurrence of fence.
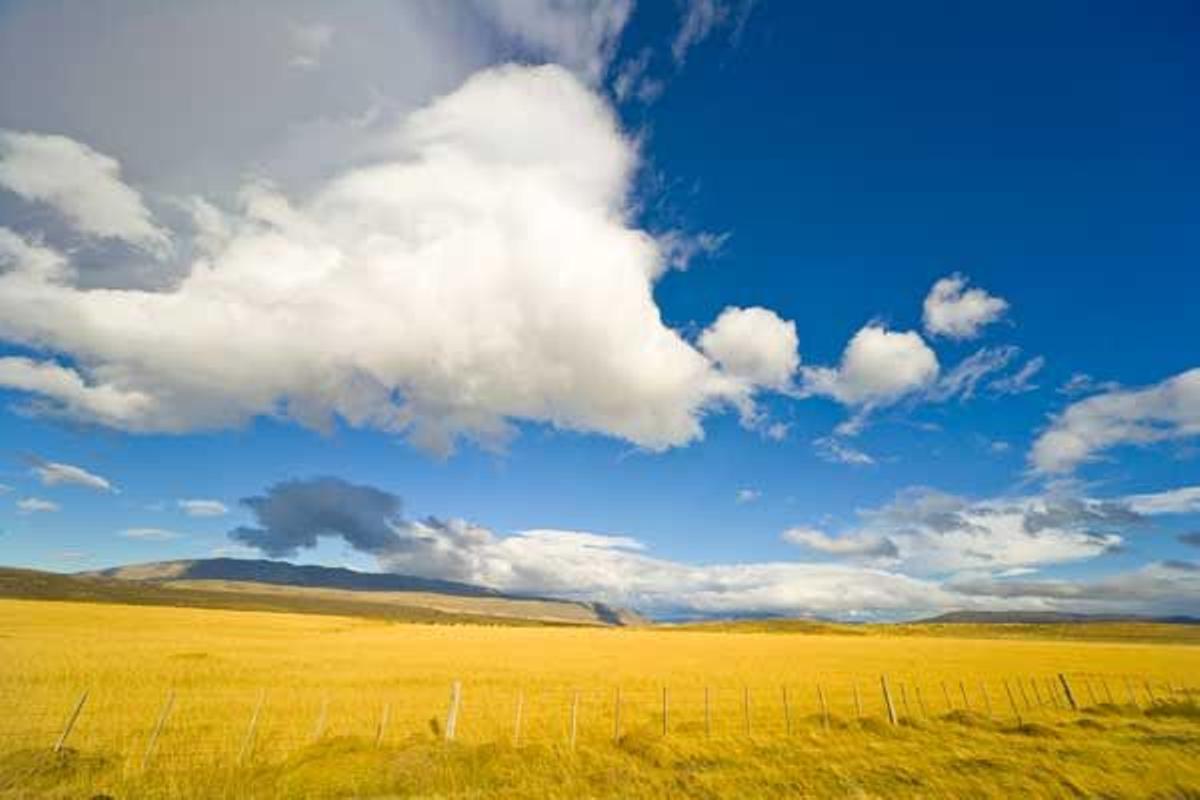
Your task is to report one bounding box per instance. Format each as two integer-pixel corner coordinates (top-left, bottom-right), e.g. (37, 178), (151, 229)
(2, 672), (1194, 774)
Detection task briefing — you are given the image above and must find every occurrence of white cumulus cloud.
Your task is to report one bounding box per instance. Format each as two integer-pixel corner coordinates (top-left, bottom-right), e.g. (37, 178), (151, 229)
(801, 324), (938, 434)
(699, 306), (799, 391)
(0, 66), (796, 454)
(922, 274), (1008, 340)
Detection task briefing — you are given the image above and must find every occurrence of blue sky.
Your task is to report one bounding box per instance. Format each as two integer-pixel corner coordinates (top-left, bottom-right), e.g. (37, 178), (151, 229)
(0, 1), (1196, 619)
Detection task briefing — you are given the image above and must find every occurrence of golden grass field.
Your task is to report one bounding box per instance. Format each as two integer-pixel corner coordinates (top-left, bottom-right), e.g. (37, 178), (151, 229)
(2, 598), (1199, 799)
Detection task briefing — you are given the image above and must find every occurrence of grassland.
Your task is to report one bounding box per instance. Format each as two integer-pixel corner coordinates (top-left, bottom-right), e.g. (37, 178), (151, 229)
(1, 598), (1198, 798)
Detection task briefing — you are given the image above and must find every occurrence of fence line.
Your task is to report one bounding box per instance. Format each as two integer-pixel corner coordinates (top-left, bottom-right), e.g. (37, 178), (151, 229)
(4, 673), (1193, 772)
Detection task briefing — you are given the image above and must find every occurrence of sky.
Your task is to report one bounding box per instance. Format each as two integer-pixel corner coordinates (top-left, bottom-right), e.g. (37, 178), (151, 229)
(0, 0), (1197, 620)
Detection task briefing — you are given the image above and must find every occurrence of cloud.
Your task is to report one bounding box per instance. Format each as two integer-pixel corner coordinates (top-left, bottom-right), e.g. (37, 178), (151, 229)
(0, 130), (169, 253)
(230, 477), (406, 559)
(17, 497), (58, 513)
(288, 22), (334, 70)
(120, 528), (181, 541)
(1030, 368), (1200, 474)
(225, 475), (1200, 618)
(1124, 486), (1200, 515)
(28, 458), (115, 492)
(0, 483), (10, 494)
(1179, 532), (1200, 548)
(825, 488), (1134, 575)
(813, 436), (875, 466)
(472, 0), (633, 83)
(802, 324), (938, 434)
(611, 48), (664, 104)
(922, 274), (1008, 340)
(225, 476), (953, 617)
(672, 0), (754, 65)
(989, 356), (1044, 395)
(928, 346), (1018, 402)
(376, 521), (953, 618)
(698, 306), (799, 391)
(735, 488), (761, 504)
(947, 562), (1199, 615)
(1058, 373), (1120, 397)
(803, 325), (939, 408)
(0, 355), (155, 427)
(178, 499), (230, 517)
(0, 66), (796, 454)
(782, 526), (898, 558)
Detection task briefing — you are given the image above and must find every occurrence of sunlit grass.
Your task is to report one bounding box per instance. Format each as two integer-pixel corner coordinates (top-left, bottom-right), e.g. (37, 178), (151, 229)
(1, 599), (1198, 798)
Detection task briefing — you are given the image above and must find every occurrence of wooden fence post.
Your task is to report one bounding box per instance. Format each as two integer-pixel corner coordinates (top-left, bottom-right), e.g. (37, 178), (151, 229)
(1058, 674), (1078, 711)
(853, 682), (863, 720)
(941, 681), (953, 712)
(376, 702), (390, 747)
(881, 676), (898, 726)
(900, 683), (911, 717)
(1101, 676), (1115, 705)
(53, 690), (88, 753)
(1144, 680), (1157, 705)
(238, 690), (265, 765)
(142, 689), (175, 769)
(1003, 680), (1022, 726)
(1084, 677), (1098, 707)
(445, 681), (462, 742)
(781, 687), (791, 736)
(661, 687), (669, 737)
(959, 681), (970, 711)
(1047, 678), (1062, 709)
(743, 687), (751, 737)
(1031, 678), (1044, 707)
(980, 682), (992, 717)
(817, 684), (830, 731)
(915, 685), (927, 718)
(513, 691), (524, 747)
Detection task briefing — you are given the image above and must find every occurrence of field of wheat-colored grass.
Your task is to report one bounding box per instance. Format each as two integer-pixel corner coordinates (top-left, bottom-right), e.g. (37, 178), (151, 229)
(1, 598), (1198, 798)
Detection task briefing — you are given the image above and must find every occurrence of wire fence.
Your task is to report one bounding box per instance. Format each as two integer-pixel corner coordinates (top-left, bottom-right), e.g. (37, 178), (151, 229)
(2, 672), (1194, 775)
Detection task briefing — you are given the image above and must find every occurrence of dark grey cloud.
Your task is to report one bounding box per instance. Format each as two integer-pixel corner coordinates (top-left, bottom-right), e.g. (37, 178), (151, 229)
(1179, 532), (1200, 548)
(229, 477), (407, 558)
(1021, 498), (1143, 534)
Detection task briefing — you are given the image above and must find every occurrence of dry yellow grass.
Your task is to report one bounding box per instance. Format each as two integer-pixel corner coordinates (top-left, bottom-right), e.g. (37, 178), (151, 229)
(1, 598), (1198, 798)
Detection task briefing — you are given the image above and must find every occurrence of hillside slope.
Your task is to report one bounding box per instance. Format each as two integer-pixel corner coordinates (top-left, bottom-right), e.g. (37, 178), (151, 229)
(0, 560), (644, 627)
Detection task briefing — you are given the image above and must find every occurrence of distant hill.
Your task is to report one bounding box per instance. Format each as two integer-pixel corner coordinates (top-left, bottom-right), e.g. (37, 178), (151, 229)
(86, 558), (504, 597)
(916, 610), (1200, 625)
(0, 559), (645, 627)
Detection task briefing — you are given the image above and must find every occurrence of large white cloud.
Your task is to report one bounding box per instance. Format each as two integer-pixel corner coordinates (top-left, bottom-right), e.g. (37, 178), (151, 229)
(1030, 368), (1200, 474)
(0, 130), (169, 253)
(922, 273), (1008, 340)
(0, 65), (793, 453)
